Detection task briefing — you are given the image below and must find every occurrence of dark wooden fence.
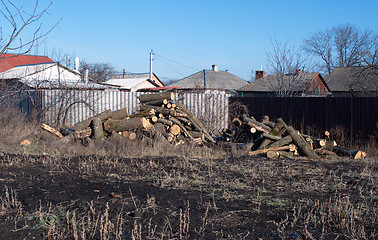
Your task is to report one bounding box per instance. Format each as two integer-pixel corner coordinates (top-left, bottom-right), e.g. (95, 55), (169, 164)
(229, 97), (378, 140)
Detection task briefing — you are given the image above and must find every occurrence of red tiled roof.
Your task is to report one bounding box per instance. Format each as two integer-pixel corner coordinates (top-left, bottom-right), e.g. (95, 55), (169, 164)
(0, 54), (54, 73)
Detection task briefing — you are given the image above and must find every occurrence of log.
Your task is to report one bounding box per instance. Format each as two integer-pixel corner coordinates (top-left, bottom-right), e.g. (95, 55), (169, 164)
(72, 110), (113, 131)
(20, 134), (38, 146)
(104, 117), (151, 132)
(232, 118), (243, 127)
(301, 134), (327, 149)
(188, 131), (204, 139)
(240, 114), (272, 132)
(74, 128), (92, 139)
(150, 116), (158, 123)
(169, 124), (181, 136)
(267, 150), (294, 159)
(267, 135), (292, 148)
(314, 149), (337, 156)
(174, 102), (215, 143)
(257, 123), (285, 150)
(41, 123), (64, 139)
(129, 109), (156, 119)
(140, 105), (186, 118)
(245, 121), (269, 133)
(333, 146), (367, 159)
(249, 144), (295, 156)
(169, 116), (194, 139)
(92, 117), (104, 141)
(276, 118), (319, 159)
(138, 92), (174, 103)
(157, 118), (173, 126)
(262, 132), (282, 141)
(143, 99), (168, 106)
(110, 107), (129, 120)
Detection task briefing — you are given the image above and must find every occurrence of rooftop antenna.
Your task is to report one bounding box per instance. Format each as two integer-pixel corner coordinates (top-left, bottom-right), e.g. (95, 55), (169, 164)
(149, 49), (154, 80)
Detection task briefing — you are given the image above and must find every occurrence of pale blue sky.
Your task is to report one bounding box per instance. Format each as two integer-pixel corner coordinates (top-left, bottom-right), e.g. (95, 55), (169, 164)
(20, 0), (378, 81)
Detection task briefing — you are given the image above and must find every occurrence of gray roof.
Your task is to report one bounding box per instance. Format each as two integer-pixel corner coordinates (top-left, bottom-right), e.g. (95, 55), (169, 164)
(168, 70), (248, 90)
(324, 66), (378, 92)
(239, 72), (321, 92)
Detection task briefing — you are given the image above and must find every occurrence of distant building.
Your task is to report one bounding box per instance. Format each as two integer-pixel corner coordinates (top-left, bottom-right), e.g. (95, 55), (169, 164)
(167, 65), (248, 92)
(0, 62), (106, 90)
(102, 73), (164, 92)
(324, 66), (378, 97)
(0, 53), (54, 73)
(238, 70), (330, 97)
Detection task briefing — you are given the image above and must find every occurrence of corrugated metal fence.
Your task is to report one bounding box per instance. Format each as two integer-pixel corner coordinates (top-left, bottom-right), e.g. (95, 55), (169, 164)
(21, 89), (230, 132)
(230, 96), (378, 139)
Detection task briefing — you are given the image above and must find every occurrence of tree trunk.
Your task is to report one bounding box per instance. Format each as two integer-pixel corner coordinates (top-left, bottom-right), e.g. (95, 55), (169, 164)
(257, 123), (285, 150)
(92, 117), (104, 141)
(138, 92), (174, 103)
(142, 99), (168, 106)
(41, 123), (64, 139)
(104, 117), (151, 132)
(277, 118), (319, 159)
(240, 114), (272, 132)
(333, 146), (367, 159)
(110, 107), (129, 120)
(73, 128), (92, 139)
(250, 144), (295, 156)
(72, 110), (112, 131)
(169, 124), (181, 136)
(267, 135), (292, 148)
(174, 102), (215, 143)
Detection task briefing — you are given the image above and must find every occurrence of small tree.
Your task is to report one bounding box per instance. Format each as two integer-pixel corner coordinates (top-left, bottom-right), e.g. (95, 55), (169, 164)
(79, 60), (117, 83)
(266, 38), (309, 96)
(303, 24), (375, 74)
(0, 0), (61, 56)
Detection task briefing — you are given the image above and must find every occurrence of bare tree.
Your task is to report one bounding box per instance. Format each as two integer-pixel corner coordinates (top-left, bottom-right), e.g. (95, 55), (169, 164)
(266, 38), (309, 96)
(303, 24), (375, 74)
(79, 60), (117, 83)
(0, 0), (61, 56)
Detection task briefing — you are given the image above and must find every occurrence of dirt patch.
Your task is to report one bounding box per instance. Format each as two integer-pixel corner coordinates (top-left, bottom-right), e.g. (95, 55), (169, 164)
(0, 152), (376, 239)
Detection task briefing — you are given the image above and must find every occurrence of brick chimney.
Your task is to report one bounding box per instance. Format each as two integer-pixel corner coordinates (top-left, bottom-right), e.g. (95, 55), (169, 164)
(255, 70), (266, 80)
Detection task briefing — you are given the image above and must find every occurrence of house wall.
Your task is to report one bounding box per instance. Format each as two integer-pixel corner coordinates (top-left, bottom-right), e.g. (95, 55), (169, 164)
(131, 81), (158, 92)
(304, 75), (328, 93)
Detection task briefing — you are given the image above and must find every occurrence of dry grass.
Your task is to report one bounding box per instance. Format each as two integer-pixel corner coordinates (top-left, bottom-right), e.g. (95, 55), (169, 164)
(0, 106), (377, 239)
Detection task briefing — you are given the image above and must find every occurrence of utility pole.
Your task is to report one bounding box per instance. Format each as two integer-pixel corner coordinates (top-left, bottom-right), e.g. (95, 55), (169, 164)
(149, 49), (154, 80)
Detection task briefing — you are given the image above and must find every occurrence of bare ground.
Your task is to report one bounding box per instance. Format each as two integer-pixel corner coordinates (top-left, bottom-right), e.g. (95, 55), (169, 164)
(0, 143), (376, 240)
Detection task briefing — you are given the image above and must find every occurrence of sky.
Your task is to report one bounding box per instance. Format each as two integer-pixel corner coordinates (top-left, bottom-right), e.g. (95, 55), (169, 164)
(5, 0), (378, 82)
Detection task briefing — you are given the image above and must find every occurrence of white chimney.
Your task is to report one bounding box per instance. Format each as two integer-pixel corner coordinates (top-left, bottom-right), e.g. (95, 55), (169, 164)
(74, 57), (79, 71)
(84, 69), (89, 83)
(212, 64), (218, 72)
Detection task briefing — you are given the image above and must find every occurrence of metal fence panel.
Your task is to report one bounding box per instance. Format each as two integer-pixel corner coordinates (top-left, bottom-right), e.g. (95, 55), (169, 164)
(26, 90), (230, 132)
(230, 96), (378, 139)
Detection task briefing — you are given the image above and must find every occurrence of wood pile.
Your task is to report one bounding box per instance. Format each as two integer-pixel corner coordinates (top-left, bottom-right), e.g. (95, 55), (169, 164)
(220, 114), (367, 159)
(19, 92), (367, 160)
(21, 91), (216, 147)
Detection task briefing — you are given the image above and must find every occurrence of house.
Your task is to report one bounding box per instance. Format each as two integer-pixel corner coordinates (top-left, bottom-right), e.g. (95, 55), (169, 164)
(324, 66), (378, 97)
(0, 62), (107, 90)
(238, 70), (330, 97)
(0, 54), (54, 73)
(101, 73), (164, 92)
(167, 65), (248, 92)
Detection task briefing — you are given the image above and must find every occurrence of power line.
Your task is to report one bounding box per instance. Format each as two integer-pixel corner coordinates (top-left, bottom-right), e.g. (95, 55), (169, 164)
(154, 53), (200, 72)
(154, 54), (187, 77)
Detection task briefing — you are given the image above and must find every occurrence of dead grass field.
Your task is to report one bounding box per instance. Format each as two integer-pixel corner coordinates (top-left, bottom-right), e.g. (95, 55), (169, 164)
(0, 109), (377, 239)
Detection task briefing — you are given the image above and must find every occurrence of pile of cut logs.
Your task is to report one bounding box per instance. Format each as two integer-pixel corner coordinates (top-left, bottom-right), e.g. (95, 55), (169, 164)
(220, 114), (367, 159)
(21, 91), (216, 146)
